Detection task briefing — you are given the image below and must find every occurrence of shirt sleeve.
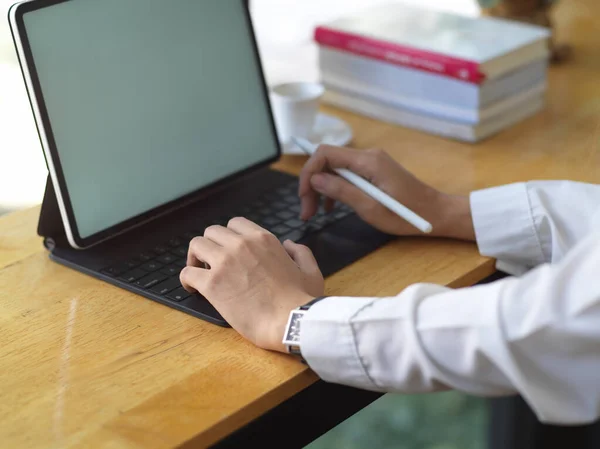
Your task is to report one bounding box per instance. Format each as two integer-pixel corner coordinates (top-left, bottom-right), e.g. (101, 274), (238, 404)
(471, 181), (600, 270)
(302, 232), (600, 425)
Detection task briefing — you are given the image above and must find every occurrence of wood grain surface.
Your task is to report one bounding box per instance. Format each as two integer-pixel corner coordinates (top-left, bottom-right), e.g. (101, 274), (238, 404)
(1, 1), (599, 447)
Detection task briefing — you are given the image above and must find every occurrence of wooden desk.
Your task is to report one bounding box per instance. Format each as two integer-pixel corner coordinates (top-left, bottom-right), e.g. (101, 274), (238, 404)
(1, 1), (599, 447)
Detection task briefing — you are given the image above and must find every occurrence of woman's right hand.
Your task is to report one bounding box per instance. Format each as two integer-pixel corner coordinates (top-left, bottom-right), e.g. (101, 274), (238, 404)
(298, 145), (475, 241)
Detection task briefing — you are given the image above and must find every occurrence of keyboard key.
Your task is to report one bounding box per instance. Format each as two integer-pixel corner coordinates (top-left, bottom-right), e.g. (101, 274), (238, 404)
(257, 208), (274, 217)
(284, 218), (305, 229)
(271, 224), (291, 236)
(140, 261), (164, 272)
(283, 195), (298, 204)
(152, 245), (169, 255)
(325, 213), (338, 222)
(181, 231), (199, 240)
(124, 258), (142, 269)
(138, 252), (154, 262)
(213, 217), (229, 227)
(119, 268), (148, 283)
(272, 201), (287, 210)
(279, 229), (306, 243)
(171, 246), (188, 258)
(102, 263), (130, 277)
(173, 258), (187, 269)
(150, 278), (182, 295)
(167, 288), (191, 302)
(161, 265), (182, 276)
(289, 204), (301, 214)
(168, 238), (183, 247)
(101, 267), (120, 277)
(276, 211), (295, 221)
(135, 273), (168, 289)
(260, 216), (280, 227)
(158, 253), (177, 264)
(313, 216), (329, 227)
(246, 213), (261, 222)
(334, 210), (351, 219)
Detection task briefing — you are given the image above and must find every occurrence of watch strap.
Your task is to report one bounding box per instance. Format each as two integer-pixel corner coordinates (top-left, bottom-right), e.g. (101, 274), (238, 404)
(288, 344), (306, 364)
(299, 296), (328, 311)
(284, 296), (328, 363)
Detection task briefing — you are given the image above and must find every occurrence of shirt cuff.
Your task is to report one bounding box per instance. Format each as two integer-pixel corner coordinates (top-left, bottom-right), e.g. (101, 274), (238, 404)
(470, 183), (546, 267)
(301, 297), (381, 391)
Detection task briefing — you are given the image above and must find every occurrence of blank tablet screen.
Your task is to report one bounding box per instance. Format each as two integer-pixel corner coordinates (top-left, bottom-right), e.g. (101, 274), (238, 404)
(22, 0), (278, 239)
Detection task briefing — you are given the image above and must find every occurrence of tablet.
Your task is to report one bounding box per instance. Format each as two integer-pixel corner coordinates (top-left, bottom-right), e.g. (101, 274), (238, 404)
(9, 0), (280, 249)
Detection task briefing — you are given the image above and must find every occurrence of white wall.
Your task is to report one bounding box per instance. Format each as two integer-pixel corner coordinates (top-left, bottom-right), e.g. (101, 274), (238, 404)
(251, 0), (479, 85)
(0, 0), (47, 213)
(0, 0), (479, 212)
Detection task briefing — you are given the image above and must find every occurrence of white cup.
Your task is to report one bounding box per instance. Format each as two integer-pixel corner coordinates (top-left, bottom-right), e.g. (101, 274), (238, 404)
(270, 82), (325, 144)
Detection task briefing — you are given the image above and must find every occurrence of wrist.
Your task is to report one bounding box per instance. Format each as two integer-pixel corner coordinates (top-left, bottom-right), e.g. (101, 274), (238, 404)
(433, 193), (476, 241)
(269, 292), (315, 354)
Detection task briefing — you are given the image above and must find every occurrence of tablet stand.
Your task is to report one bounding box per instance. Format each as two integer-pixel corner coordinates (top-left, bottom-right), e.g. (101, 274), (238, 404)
(37, 175), (70, 250)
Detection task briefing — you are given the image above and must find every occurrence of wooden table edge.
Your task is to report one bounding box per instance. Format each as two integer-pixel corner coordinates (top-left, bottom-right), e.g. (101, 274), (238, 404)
(178, 370), (319, 449)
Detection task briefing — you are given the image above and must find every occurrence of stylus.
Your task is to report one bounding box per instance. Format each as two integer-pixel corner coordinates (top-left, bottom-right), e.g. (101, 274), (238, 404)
(291, 137), (433, 234)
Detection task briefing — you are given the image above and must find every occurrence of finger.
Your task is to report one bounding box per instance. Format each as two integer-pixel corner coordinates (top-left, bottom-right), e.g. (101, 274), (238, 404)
(298, 145), (367, 220)
(228, 216), (266, 235)
(187, 236), (222, 268)
(299, 145), (364, 196)
(324, 197), (335, 213)
(310, 172), (372, 214)
(283, 240), (321, 275)
(204, 224), (243, 247)
(180, 266), (210, 293)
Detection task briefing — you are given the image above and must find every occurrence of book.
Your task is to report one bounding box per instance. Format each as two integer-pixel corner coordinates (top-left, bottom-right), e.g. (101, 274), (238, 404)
(315, 3), (551, 84)
(320, 47), (548, 117)
(323, 78), (546, 124)
(322, 88), (544, 143)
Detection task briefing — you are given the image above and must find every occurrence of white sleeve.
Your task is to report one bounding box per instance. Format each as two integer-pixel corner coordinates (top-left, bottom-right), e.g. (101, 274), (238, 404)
(302, 232), (600, 425)
(471, 181), (600, 271)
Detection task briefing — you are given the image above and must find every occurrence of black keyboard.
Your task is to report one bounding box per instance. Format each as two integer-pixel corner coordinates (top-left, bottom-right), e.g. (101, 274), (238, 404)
(100, 181), (353, 305)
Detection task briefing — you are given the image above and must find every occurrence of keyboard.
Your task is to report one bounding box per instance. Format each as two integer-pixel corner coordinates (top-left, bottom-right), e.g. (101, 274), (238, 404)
(100, 181), (353, 305)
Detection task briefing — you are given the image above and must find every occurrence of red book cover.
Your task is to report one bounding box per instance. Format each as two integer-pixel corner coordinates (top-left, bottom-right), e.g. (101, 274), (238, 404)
(314, 4), (550, 85)
(315, 26), (485, 84)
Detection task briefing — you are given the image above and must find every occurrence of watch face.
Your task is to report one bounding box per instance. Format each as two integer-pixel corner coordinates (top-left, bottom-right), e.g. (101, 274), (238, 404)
(283, 311), (305, 345)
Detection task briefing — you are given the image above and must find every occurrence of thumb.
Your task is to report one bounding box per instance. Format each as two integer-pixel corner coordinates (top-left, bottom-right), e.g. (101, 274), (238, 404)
(283, 240), (321, 275)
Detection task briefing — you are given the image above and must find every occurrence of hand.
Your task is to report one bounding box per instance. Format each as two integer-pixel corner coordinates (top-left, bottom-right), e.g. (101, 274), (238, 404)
(180, 217), (324, 353)
(299, 145), (475, 241)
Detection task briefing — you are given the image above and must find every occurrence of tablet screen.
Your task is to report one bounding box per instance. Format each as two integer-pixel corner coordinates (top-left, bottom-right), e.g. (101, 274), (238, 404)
(19, 0), (278, 242)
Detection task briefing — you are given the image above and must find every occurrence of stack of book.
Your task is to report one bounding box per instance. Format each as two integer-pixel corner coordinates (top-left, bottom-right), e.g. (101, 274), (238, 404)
(314, 4), (551, 142)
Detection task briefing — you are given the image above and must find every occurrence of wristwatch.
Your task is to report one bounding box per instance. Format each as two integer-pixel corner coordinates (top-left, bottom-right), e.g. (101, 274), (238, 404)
(282, 297), (327, 363)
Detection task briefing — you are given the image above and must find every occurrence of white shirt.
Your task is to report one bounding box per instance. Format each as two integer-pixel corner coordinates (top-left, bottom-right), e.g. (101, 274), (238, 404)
(302, 181), (600, 425)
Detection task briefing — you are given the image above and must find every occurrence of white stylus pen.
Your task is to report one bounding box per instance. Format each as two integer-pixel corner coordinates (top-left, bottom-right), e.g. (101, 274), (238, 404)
(291, 137), (433, 234)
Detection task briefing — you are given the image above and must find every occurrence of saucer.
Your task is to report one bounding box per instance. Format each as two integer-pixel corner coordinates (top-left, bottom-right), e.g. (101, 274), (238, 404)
(281, 113), (353, 155)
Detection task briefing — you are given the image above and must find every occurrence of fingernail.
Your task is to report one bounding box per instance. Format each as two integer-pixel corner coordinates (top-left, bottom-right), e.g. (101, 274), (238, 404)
(311, 174), (327, 191)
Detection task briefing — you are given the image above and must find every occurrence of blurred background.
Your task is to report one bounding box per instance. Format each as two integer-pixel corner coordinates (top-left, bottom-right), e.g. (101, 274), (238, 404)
(0, 1), (488, 448)
(308, 392), (488, 449)
(0, 0), (479, 216)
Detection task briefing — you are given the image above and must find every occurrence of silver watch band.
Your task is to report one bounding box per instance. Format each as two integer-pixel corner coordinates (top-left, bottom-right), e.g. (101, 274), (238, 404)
(282, 297), (327, 363)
